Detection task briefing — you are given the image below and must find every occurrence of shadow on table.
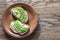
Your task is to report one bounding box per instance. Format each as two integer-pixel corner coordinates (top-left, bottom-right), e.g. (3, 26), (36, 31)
(25, 21), (41, 40)
(4, 20), (41, 40)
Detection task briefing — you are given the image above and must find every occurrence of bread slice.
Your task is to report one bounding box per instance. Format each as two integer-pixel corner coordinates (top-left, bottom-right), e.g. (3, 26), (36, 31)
(10, 20), (29, 35)
(11, 7), (28, 23)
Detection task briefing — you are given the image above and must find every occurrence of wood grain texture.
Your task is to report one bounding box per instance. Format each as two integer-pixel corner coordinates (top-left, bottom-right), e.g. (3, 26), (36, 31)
(1, 0), (60, 40)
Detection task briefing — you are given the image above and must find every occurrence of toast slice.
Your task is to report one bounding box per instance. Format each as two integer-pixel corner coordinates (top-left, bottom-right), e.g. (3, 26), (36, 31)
(11, 7), (28, 23)
(10, 20), (29, 35)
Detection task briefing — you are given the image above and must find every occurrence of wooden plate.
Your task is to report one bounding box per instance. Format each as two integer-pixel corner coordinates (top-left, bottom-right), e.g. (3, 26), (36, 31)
(2, 2), (38, 38)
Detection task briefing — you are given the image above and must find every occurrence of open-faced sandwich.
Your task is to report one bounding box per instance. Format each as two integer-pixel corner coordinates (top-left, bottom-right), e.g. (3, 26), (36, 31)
(10, 20), (29, 35)
(11, 7), (28, 23)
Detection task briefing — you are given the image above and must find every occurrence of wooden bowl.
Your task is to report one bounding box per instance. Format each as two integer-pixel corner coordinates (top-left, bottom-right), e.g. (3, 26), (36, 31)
(2, 2), (38, 38)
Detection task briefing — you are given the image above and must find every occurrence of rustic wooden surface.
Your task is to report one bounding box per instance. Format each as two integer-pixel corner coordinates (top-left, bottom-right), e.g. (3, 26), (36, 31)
(1, 0), (60, 40)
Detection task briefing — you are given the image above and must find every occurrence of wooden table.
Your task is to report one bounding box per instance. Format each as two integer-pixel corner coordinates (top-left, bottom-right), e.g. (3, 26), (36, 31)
(0, 0), (60, 40)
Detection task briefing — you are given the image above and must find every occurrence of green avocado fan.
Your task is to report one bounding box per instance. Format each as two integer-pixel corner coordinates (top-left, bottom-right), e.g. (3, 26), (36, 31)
(11, 7), (28, 23)
(10, 20), (29, 35)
